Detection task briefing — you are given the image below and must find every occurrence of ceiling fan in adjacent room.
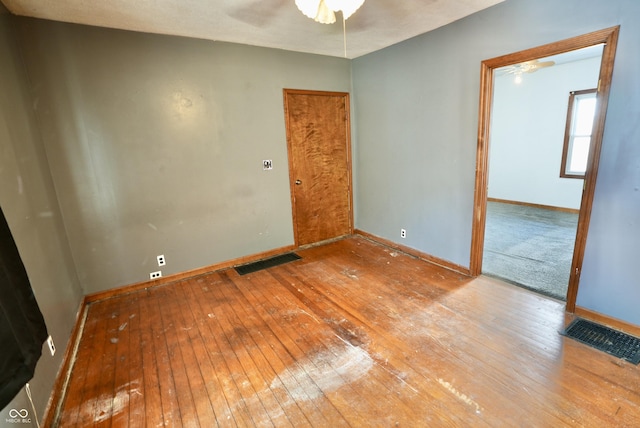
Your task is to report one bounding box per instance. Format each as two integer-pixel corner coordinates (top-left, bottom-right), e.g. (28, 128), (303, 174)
(501, 59), (556, 84)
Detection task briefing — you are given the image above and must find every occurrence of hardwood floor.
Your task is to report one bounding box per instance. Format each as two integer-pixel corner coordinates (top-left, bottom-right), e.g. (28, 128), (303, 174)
(53, 236), (640, 427)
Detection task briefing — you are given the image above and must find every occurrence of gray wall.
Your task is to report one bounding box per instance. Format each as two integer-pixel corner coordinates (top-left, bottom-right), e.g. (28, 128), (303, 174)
(0, 5), (83, 422)
(353, 0), (640, 325)
(16, 19), (351, 294)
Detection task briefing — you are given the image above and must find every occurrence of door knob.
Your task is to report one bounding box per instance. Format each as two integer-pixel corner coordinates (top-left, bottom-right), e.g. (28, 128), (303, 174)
(295, 179), (302, 185)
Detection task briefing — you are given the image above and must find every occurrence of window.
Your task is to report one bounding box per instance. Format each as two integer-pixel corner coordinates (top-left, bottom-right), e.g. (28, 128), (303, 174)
(560, 88), (597, 178)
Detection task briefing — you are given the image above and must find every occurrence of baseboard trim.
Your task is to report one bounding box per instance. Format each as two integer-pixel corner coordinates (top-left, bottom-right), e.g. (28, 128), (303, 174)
(355, 229), (471, 276)
(85, 244), (296, 303)
(574, 306), (640, 338)
(41, 299), (89, 428)
(488, 197), (580, 214)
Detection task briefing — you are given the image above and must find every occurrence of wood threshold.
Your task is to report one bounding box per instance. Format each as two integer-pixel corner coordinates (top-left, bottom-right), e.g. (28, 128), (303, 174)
(297, 234), (352, 250)
(487, 197), (580, 214)
(85, 244), (296, 303)
(575, 306), (640, 338)
(355, 229), (471, 276)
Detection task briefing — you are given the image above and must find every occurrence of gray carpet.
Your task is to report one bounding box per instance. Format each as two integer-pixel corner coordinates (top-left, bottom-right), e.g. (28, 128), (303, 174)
(482, 201), (579, 300)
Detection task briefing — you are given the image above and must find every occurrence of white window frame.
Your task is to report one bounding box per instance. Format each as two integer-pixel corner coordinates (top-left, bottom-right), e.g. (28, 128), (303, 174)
(560, 88), (597, 179)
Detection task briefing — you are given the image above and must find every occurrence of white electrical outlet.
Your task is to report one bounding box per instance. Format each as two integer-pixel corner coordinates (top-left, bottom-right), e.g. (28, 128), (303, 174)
(150, 271), (162, 279)
(157, 254), (166, 266)
(263, 160), (273, 170)
(401, 228), (407, 239)
(46, 335), (56, 356)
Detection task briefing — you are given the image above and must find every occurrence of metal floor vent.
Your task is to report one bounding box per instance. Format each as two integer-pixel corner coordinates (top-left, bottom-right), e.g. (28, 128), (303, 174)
(562, 318), (640, 364)
(235, 253), (301, 276)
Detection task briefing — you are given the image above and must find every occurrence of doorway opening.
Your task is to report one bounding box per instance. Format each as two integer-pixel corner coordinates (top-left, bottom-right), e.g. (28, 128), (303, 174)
(482, 46), (603, 301)
(470, 27), (619, 311)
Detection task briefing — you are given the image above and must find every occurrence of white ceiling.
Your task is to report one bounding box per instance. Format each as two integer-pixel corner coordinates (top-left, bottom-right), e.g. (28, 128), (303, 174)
(1, 0), (506, 58)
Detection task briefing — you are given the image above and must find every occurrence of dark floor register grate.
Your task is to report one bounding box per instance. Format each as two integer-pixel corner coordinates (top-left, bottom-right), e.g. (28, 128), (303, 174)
(562, 318), (640, 364)
(235, 253), (301, 275)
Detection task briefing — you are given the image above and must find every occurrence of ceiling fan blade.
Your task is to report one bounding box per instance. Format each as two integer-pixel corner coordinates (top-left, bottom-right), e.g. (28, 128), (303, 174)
(525, 60), (556, 73)
(225, 0), (289, 28)
(498, 58), (557, 77)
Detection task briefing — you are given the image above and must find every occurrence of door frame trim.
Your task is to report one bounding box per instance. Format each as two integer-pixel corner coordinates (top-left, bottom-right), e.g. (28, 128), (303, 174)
(283, 89), (354, 247)
(469, 27), (619, 312)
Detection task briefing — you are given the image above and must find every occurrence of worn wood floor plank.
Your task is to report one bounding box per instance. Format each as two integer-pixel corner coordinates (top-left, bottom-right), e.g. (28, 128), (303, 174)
(286, 242), (602, 426)
(269, 264), (490, 426)
(244, 269), (476, 424)
(77, 297), (120, 426)
(59, 302), (100, 426)
(160, 284), (205, 427)
(138, 290), (165, 427)
(125, 294), (146, 427)
(236, 272), (371, 424)
(231, 273), (349, 426)
(217, 271), (313, 427)
(185, 276), (254, 427)
(108, 290), (135, 428)
(172, 279), (227, 426)
(192, 273), (264, 427)
(220, 280), (320, 428)
(151, 287), (183, 425)
(189, 277), (252, 426)
(55, 236), (640, 427)
(207, 274), (287, 427)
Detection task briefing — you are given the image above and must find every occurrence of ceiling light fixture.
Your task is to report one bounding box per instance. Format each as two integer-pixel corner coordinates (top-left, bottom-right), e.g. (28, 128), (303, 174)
(295, 0), (365, 24)
(514, 72), (523, 84)
(295, 0), (365, 57)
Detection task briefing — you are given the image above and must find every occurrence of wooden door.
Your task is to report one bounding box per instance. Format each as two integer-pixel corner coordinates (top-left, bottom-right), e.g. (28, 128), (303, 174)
(283, 89), (353, 246)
